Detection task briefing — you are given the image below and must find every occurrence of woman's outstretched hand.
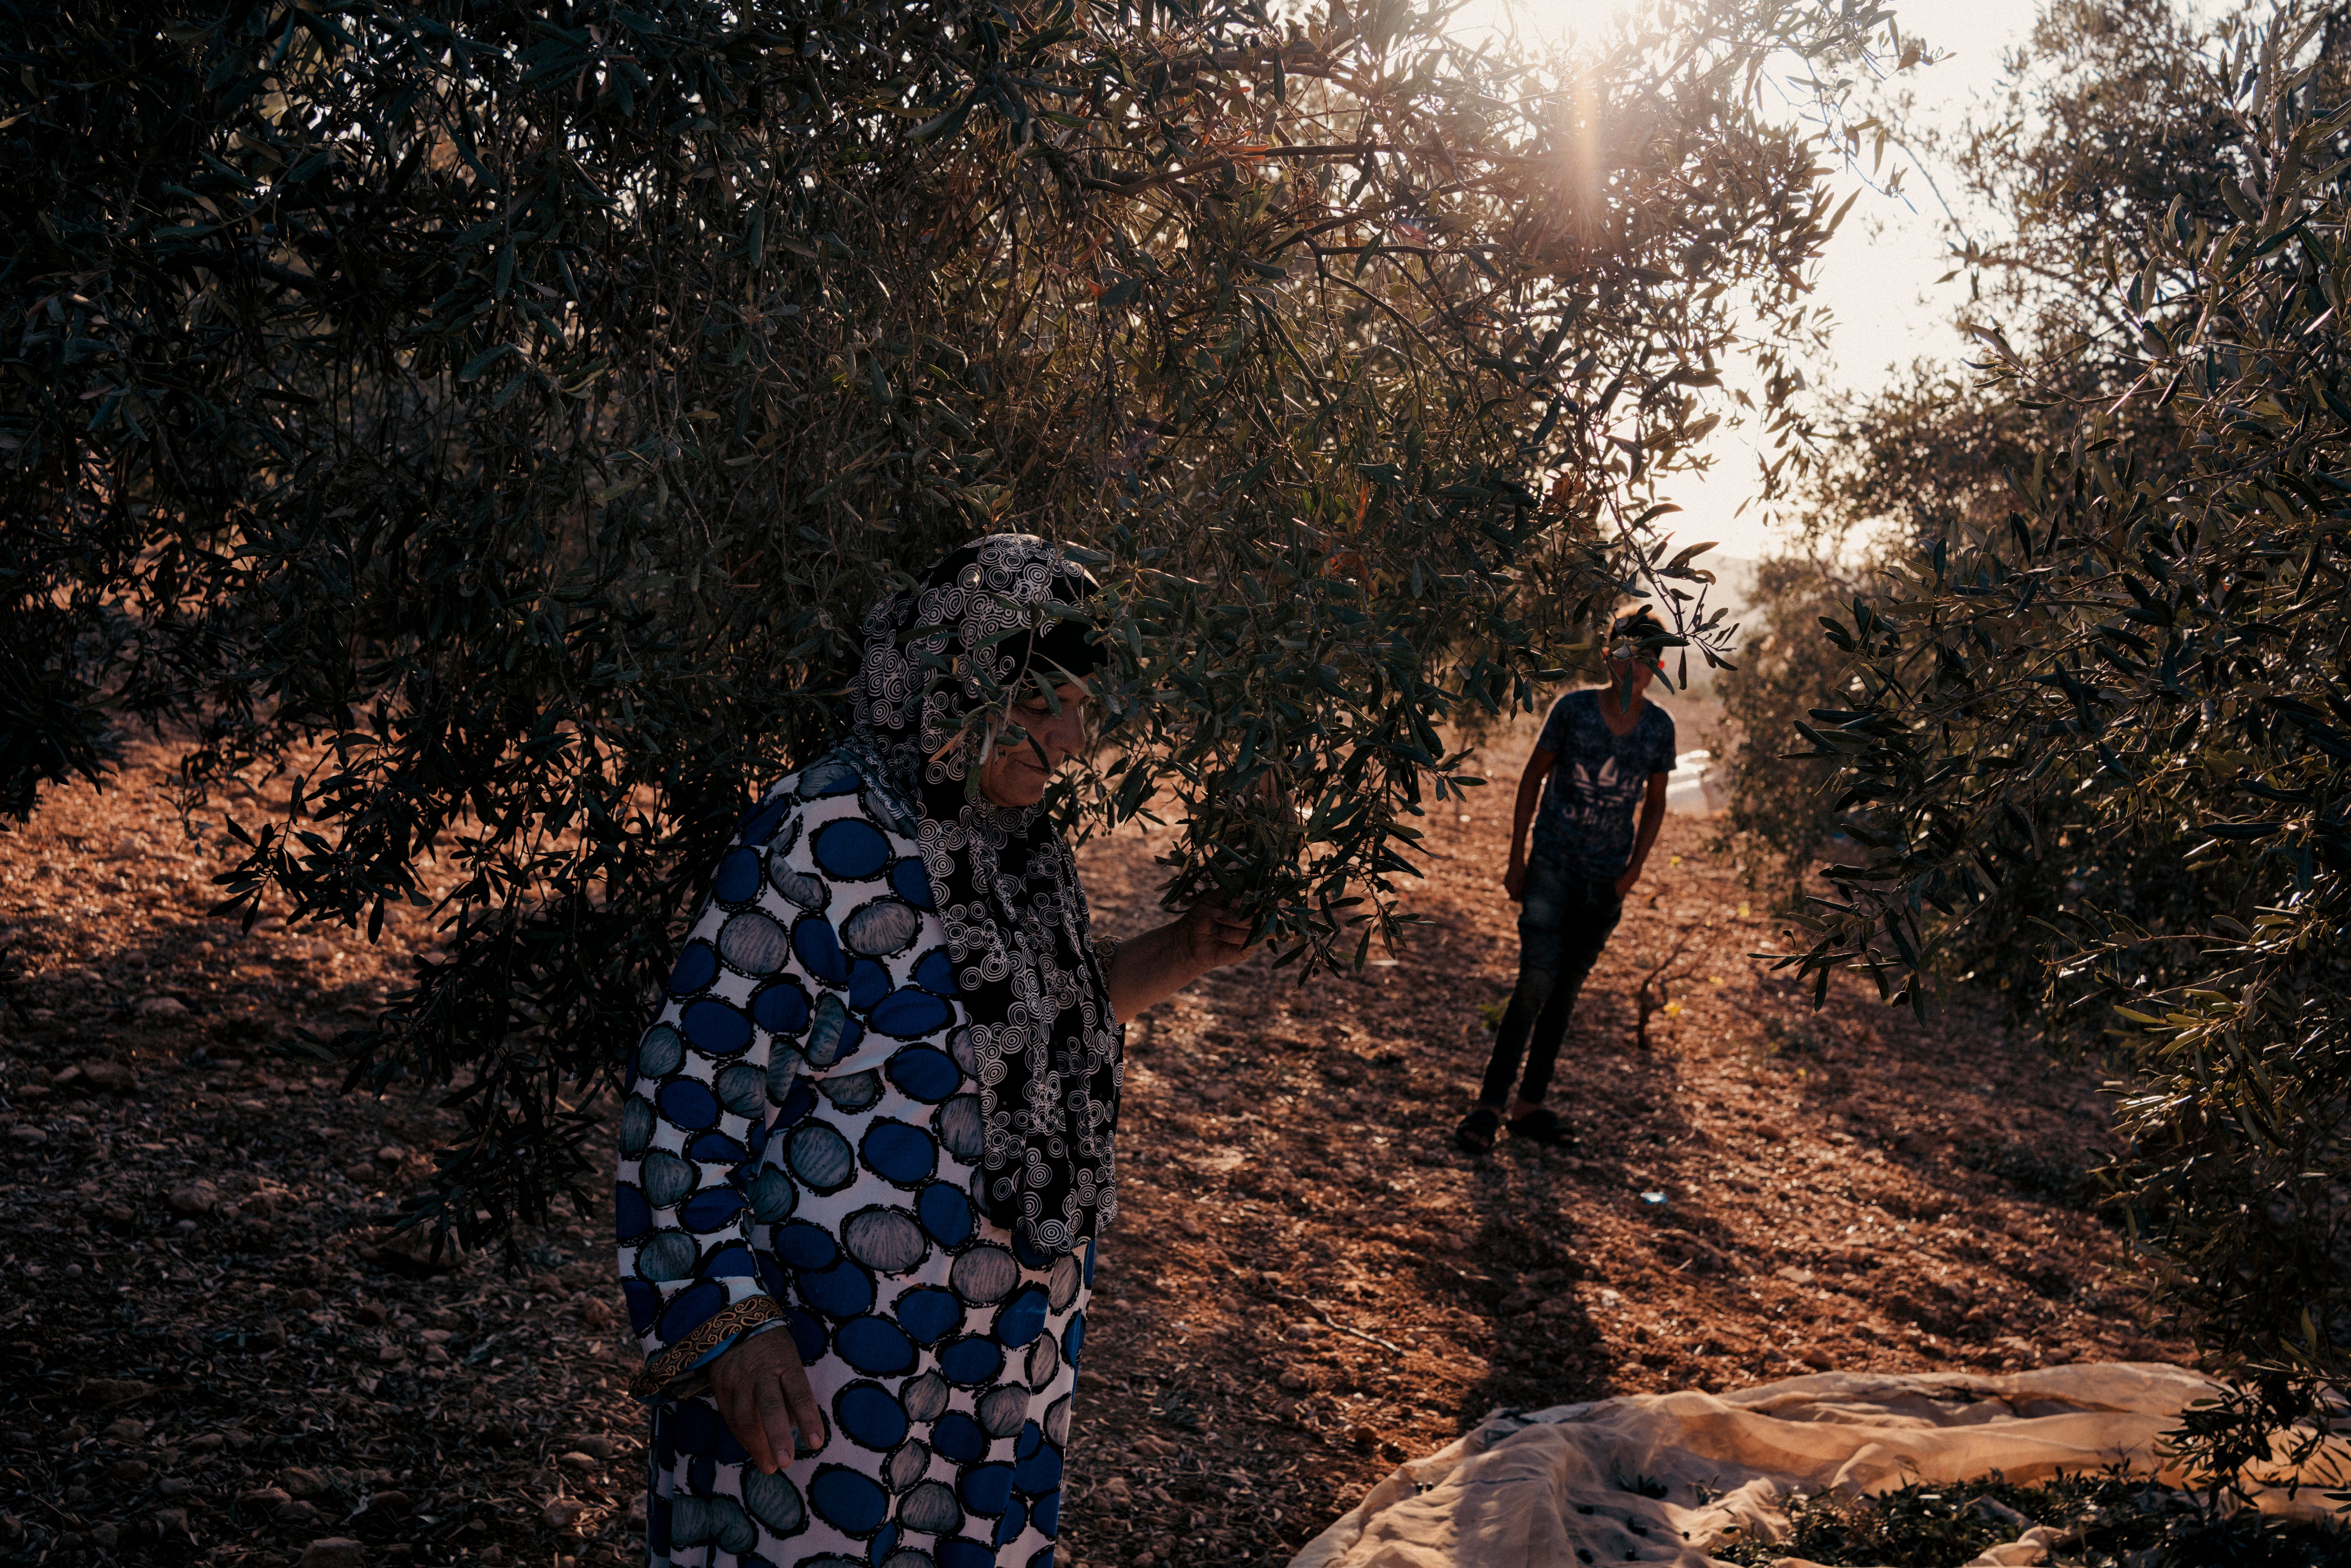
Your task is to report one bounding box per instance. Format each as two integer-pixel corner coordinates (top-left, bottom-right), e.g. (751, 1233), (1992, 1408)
(1172, 895), (1254, 975)
(709, 1326), (827, 1473)
(1103, 895), (1255, 1018)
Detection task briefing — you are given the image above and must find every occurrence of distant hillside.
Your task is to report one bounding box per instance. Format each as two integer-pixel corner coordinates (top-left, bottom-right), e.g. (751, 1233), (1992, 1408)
(1704, 554), (1758, 630)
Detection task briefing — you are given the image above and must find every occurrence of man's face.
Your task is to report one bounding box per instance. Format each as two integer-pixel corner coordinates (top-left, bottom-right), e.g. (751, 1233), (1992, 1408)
(1604, 651), (1659, 701)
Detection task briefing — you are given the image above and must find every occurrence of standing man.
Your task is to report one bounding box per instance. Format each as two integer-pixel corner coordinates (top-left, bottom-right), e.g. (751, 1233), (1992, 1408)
(1456, 609), (1677, 1153)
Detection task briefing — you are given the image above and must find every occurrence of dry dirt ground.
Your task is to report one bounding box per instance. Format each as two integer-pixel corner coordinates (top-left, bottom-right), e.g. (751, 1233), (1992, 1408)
(0, 718), (2188, 1568)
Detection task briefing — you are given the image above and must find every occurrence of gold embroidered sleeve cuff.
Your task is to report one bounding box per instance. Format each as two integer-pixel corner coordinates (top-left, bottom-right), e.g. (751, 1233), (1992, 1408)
(628, 1295), (786, 1402)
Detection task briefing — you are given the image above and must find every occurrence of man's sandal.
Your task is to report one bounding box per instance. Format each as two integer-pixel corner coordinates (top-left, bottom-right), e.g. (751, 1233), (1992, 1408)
(1453, 1106), (1501, 1154)
(1507, 1106), (1575, 1146)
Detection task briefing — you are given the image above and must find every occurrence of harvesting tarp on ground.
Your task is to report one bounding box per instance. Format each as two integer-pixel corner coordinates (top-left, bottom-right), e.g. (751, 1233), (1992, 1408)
(1291, 1363), (2348, 1568)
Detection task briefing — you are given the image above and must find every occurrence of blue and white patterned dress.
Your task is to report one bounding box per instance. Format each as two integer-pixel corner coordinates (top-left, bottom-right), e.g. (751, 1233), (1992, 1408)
(618, 751), (1104, 1568)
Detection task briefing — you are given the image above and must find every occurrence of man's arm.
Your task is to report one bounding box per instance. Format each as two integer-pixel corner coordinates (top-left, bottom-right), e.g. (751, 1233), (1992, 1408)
(1505, 748), (1555, 902)
(1613, 772), (1670, 899)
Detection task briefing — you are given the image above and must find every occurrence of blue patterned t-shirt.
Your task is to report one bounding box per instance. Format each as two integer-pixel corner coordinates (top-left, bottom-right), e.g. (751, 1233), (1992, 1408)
(1527, 689), (1676, 881)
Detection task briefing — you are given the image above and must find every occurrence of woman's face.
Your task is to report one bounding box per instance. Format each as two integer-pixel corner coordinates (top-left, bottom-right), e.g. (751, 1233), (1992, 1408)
(977, 682), (1092, 808)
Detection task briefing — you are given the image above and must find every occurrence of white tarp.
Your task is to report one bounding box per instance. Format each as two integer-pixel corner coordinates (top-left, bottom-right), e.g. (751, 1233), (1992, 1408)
(1665, 749), (1725, 816)
(1289, 1363), (2347, 1568)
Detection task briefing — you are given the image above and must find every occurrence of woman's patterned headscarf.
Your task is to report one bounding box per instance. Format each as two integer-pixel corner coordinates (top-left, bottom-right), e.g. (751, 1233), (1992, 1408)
(841, 535), (1119, 1256)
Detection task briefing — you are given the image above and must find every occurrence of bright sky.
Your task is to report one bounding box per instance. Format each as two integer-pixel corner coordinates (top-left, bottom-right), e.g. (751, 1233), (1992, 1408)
(1459, 0), (2052, 558)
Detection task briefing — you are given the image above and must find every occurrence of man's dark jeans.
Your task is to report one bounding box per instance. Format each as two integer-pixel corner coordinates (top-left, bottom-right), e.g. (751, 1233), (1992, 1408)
(1477, 859), (1623, 1107)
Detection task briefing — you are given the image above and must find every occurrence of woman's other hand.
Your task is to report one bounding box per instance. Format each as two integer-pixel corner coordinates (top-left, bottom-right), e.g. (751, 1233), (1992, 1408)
(1504, 859), (1528, 903)
(710, 1327), (826, 1473)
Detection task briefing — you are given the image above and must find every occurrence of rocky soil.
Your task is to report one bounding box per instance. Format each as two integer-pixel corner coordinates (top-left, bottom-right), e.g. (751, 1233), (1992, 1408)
(0, 724), (2185, 1568)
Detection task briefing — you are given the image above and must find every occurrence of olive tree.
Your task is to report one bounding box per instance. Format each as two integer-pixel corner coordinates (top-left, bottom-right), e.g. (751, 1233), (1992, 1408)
(2, 0), (1893, 1247)
(1775, 3), (2351, 1486)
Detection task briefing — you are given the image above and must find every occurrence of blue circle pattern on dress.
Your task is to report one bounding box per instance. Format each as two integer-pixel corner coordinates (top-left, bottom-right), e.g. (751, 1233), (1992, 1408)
(621, 755), (1100, 1568)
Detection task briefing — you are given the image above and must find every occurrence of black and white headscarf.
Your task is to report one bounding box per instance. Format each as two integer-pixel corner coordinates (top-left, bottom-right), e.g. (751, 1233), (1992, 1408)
(841, 535), (1120, 1256)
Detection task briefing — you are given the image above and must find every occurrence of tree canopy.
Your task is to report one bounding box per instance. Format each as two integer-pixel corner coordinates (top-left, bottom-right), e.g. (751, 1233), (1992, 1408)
(2, 0), (1893, 1247)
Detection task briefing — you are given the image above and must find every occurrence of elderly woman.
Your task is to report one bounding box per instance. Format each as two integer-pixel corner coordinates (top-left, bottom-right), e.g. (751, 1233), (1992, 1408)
(616, 536), (1248, 1568)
